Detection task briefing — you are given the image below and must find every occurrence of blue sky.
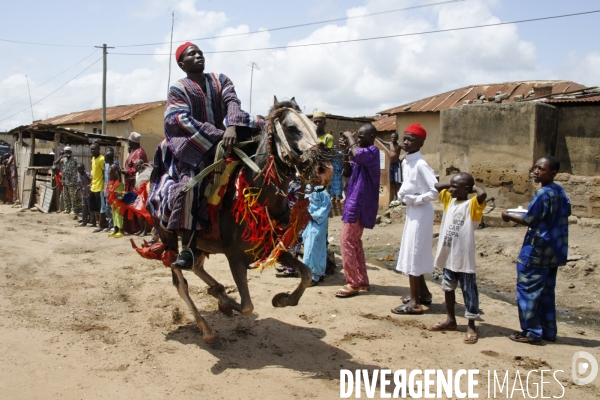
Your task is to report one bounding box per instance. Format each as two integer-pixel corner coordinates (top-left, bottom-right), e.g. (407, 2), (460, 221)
(1, 0), (599, 130)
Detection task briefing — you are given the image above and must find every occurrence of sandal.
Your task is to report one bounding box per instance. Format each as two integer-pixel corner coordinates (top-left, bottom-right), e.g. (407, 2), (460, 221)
(428, 322), (457, 332)
(402, 295), (433, 306)
(275, 270), (299, 278)
(508, 332), (541, 345)
(391, 304), (423, 315)
(335, 285), (359, 298)
(464, 333), (478, 344)
(309, 280), (319, 287)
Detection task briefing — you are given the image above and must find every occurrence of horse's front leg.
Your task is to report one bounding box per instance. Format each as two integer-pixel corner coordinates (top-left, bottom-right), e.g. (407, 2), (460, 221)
(191, 252), (247, 316)
(272, 251), (312, 307)
(225, 253), (255, 315)
(171, 269), (217, 344)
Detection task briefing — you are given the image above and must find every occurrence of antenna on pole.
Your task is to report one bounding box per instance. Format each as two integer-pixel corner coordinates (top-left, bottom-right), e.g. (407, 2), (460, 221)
(167, 11), (175, 97)
(26, 75), (34, 122)
(248, 62), (259, 114)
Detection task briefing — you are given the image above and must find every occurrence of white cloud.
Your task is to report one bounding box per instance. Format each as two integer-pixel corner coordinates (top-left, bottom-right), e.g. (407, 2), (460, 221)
(2, 0), (599, 131)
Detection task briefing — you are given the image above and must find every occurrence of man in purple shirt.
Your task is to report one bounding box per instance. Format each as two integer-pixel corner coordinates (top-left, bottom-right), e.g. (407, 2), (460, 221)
(335, 123), (381, 298)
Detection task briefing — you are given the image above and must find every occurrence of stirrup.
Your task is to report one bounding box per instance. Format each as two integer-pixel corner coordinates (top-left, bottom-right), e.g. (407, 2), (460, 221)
(172, 249), (195, 270)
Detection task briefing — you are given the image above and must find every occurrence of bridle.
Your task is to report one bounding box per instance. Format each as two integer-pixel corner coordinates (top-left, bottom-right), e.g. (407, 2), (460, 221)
(267, 107), (320, 185)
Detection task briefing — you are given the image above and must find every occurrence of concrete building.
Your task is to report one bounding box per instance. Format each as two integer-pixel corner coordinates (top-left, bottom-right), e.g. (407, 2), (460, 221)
(379, 81), (587, 172)
(379, 81), (600, 217)
(33, 101), (166, 156)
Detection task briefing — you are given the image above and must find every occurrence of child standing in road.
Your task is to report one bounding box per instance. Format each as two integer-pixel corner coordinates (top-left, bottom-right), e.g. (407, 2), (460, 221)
(501, 156), (571, 344)
(427, 172), (487, 344)
(392, 123), (438, 314)
(76, 163), (93, 227)
(302, 184), (333, 286)
(105, 164), (125, 238)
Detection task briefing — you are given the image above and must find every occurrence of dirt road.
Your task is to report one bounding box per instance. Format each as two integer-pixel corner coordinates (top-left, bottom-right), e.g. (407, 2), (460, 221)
(0, 205), (598, 399)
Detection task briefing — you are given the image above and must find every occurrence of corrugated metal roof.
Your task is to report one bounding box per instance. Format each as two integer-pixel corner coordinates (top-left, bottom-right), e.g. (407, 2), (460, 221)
(379, 81), (586, 114)
(34, 100), (166, 125)
(545, 94), (600, 104)
(373, 115), (396, 132)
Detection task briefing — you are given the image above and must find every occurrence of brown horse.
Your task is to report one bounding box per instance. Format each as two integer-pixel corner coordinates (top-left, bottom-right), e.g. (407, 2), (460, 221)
(152, 99), (335, 343)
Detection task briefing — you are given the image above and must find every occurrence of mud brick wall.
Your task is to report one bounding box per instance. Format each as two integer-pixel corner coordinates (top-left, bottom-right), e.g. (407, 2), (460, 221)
(555, 105), (600, 176)
(555, 173), (600, 218)
(439, 102), (557, 208)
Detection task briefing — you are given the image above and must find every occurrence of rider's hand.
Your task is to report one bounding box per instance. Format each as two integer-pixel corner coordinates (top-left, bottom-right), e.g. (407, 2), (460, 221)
(223, 126), (237, 148)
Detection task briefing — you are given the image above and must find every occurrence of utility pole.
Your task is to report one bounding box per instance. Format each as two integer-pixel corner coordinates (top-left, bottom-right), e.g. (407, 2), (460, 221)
(248, 62), (259, 114)
(26, 75), (34, 122)
(167, 11), (175, 97)
(94, 44), (114, 135)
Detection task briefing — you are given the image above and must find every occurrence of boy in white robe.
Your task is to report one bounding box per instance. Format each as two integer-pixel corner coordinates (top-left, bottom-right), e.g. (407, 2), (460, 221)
(392, 123), (438, 315)
(427, 173), (487, 344)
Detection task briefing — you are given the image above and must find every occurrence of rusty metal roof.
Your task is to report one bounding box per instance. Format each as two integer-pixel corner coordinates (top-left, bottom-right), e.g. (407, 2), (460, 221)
(373, 115), (396, 132)
(544, 93), (600, 104)
(34, 100), (166, 125)
(379, 81), (586, 114)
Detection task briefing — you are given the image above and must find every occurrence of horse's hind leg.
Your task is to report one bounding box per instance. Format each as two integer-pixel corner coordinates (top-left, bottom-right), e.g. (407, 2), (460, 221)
(171, 269), (217, 344)
(191, 254), (251, 316)
(272, 251), (312, 307)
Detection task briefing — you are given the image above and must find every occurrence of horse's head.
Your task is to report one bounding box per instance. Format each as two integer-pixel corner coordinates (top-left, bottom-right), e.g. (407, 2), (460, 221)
(266, 97), (336, 189)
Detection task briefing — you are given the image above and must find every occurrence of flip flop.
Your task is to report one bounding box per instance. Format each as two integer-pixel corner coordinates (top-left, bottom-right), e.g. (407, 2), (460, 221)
(391, 304), (423, 315)
(464, 333), (478, 344)
(402, 295), (433, 306)
(275, 270), (299, 278)
(427, 322), (457, 332)
(335, 286), (359, 298)
(508, 332), (541, 345)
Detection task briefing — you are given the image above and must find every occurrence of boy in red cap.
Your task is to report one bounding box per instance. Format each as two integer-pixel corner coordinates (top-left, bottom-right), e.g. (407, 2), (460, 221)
(392, 123), (438, 315)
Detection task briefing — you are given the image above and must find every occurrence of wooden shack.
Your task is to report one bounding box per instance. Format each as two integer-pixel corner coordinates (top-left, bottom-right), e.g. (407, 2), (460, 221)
(8, 124), (125, 211)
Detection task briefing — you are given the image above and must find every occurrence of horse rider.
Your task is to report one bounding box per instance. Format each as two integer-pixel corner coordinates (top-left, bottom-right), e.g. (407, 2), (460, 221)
(147, 42), (262, 270)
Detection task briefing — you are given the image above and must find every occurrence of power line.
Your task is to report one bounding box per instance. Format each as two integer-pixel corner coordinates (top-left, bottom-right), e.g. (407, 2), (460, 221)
(0, 56), (103, 122)
(0, 0), (467, 49)
(0, 37), (92, 48)
(110, 9), (600, 56)
(113, 0), (469, 48)
(0, 51), (99, 107)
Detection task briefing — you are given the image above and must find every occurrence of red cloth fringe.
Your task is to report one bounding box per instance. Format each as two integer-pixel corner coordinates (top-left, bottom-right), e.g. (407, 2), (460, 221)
(232, 171), (311, 268)
(130, 239), (177, 267)
(106, 180), (154, 225)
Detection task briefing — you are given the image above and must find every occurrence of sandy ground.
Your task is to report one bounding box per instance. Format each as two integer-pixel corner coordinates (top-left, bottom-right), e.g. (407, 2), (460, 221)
(0, 205), (599, 399)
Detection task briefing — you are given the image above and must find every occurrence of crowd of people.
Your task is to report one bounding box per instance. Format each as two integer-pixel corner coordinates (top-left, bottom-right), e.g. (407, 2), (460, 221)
(294, 113), (571, 346)
(0, 149), (18, 205)
(4, 40), (573, 348)
(49, 132), (153, 238)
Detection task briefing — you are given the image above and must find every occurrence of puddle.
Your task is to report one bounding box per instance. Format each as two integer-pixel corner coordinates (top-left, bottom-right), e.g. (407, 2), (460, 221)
(329, 245), (600, 328)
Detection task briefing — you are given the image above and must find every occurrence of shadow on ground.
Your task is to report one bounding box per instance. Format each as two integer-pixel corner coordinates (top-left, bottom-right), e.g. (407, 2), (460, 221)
(165, 314), (380, 379)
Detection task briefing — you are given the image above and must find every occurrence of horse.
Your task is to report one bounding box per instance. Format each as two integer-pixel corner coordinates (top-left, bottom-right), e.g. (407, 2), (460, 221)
(146, 98), (336, 343)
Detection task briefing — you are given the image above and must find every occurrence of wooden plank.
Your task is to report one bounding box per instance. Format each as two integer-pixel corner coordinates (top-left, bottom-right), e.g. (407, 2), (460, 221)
(21, 169), (35, 209)
(39, 184), (54, 213)
(34, 203), (48, 214)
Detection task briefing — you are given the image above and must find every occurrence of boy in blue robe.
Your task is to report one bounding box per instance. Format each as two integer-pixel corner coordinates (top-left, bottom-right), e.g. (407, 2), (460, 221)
(502, 156), (571, 344)
(302, 185), (332, 286)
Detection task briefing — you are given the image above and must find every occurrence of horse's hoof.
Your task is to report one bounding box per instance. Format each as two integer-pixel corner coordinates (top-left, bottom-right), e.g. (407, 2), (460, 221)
(207, 284), (224, 298)
(272, 293), (292, 308)
(218, 301), (234, 316)
(203, 332), (219, 344)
